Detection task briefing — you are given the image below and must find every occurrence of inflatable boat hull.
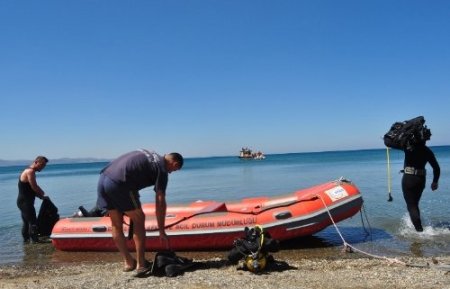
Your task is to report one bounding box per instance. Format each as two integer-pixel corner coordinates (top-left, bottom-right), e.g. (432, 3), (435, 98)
(51, 179), (363, 251)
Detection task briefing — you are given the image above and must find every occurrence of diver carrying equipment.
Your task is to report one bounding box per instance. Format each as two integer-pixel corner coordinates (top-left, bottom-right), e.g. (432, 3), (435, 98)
(383, 116), (431, 151)
(227, 225), (279, 273)
(384, 116), (430, 202)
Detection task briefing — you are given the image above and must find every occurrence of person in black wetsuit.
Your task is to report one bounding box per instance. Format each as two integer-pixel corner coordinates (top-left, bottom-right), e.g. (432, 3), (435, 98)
(17, 156), (49, 243)
(402, 144), (440, 232)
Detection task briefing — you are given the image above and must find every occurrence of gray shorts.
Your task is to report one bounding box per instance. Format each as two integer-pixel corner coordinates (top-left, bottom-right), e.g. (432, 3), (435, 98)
(97, 173), (141, 212)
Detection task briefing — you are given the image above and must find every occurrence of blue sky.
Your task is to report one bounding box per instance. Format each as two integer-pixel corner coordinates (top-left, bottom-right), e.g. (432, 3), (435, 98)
(1, 1), (449, 160)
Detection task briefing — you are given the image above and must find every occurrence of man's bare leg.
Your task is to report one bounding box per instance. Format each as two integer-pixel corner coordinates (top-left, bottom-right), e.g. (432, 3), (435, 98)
(109, 210), (136, 269)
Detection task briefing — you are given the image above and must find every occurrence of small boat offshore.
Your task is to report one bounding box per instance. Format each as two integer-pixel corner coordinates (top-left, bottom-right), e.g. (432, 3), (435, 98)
(51, 178), (363, 251)
(239, 147), (266, 159)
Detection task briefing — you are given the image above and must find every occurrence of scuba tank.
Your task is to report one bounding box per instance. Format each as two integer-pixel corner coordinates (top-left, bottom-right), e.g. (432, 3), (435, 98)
(227, 225), (279, 273)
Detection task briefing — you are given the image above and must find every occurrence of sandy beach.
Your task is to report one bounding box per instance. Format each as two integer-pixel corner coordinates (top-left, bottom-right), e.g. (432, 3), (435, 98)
(1, 252), (450, 289)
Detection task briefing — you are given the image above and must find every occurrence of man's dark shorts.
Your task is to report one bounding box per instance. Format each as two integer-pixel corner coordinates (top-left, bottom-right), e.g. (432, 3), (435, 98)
(97, 173), (141, 212)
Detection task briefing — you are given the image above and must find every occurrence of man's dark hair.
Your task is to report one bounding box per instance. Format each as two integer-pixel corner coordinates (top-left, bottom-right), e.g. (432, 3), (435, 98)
(35, 156), (49, 163)
(169, 152), (183, 169)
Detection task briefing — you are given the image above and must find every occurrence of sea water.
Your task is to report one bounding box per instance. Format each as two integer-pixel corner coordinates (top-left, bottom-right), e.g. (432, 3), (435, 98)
(1, 147), (449, 265)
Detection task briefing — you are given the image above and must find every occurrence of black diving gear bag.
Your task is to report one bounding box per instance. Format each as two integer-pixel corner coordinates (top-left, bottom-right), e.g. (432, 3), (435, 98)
(151, 251), (195, 277)
(383, 116), (431, 151)
(37, 197), (59, 237)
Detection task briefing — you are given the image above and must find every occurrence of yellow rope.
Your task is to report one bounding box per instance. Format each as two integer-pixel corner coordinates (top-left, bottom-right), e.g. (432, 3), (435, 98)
(255, 225), (264, 249)
(386, 147), (393, 201)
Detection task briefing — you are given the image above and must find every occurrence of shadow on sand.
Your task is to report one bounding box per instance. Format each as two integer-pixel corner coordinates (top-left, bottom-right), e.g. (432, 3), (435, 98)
(140, 257), (297, 278)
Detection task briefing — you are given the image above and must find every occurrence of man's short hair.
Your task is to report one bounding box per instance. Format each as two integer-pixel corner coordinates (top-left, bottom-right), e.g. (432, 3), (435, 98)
(35, 156), (49, 163)
(169, 152), (183, 169)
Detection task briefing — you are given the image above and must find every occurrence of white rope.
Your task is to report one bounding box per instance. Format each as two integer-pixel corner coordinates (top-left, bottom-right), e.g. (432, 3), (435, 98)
(317, 194), (407, 266)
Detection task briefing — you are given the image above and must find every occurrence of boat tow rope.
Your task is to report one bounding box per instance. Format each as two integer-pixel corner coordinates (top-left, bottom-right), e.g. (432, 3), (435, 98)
(317, 194), (450, 271)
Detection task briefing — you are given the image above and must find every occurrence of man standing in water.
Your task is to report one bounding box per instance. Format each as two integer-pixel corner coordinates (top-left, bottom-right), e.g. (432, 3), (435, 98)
(17, 156), (49, 243)
(97, 149), (183, 277)
(402, 143), (440, 232)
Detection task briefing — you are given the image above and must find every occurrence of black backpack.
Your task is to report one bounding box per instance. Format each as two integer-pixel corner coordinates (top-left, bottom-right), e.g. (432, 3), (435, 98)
(151, 251), (195, 277)
(37, 197), (60, 237)
(383, 116), (431, 151)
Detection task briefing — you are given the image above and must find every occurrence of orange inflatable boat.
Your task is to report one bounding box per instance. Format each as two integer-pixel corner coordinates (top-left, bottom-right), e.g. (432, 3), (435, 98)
(51, 178), (363, 251)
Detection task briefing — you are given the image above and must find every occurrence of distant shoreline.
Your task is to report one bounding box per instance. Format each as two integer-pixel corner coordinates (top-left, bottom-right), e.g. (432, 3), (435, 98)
(0, 158), (111, 167)
(1, 145), (449, 167)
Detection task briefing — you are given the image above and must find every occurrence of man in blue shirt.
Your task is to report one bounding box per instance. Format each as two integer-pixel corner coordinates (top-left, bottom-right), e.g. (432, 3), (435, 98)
(97, 149), (183, 276)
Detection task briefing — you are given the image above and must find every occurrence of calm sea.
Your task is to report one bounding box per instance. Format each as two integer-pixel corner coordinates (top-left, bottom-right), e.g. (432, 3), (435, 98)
(1, 147), (449, 265)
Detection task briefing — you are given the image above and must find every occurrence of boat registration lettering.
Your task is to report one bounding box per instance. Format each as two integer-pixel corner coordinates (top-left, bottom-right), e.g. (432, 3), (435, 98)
(191, 221), (215, 229)
(216, 217), (257, 227)
(325, 186), (348, 202)
(155, 217), (258, 231)
(61, 226), (109, 232)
